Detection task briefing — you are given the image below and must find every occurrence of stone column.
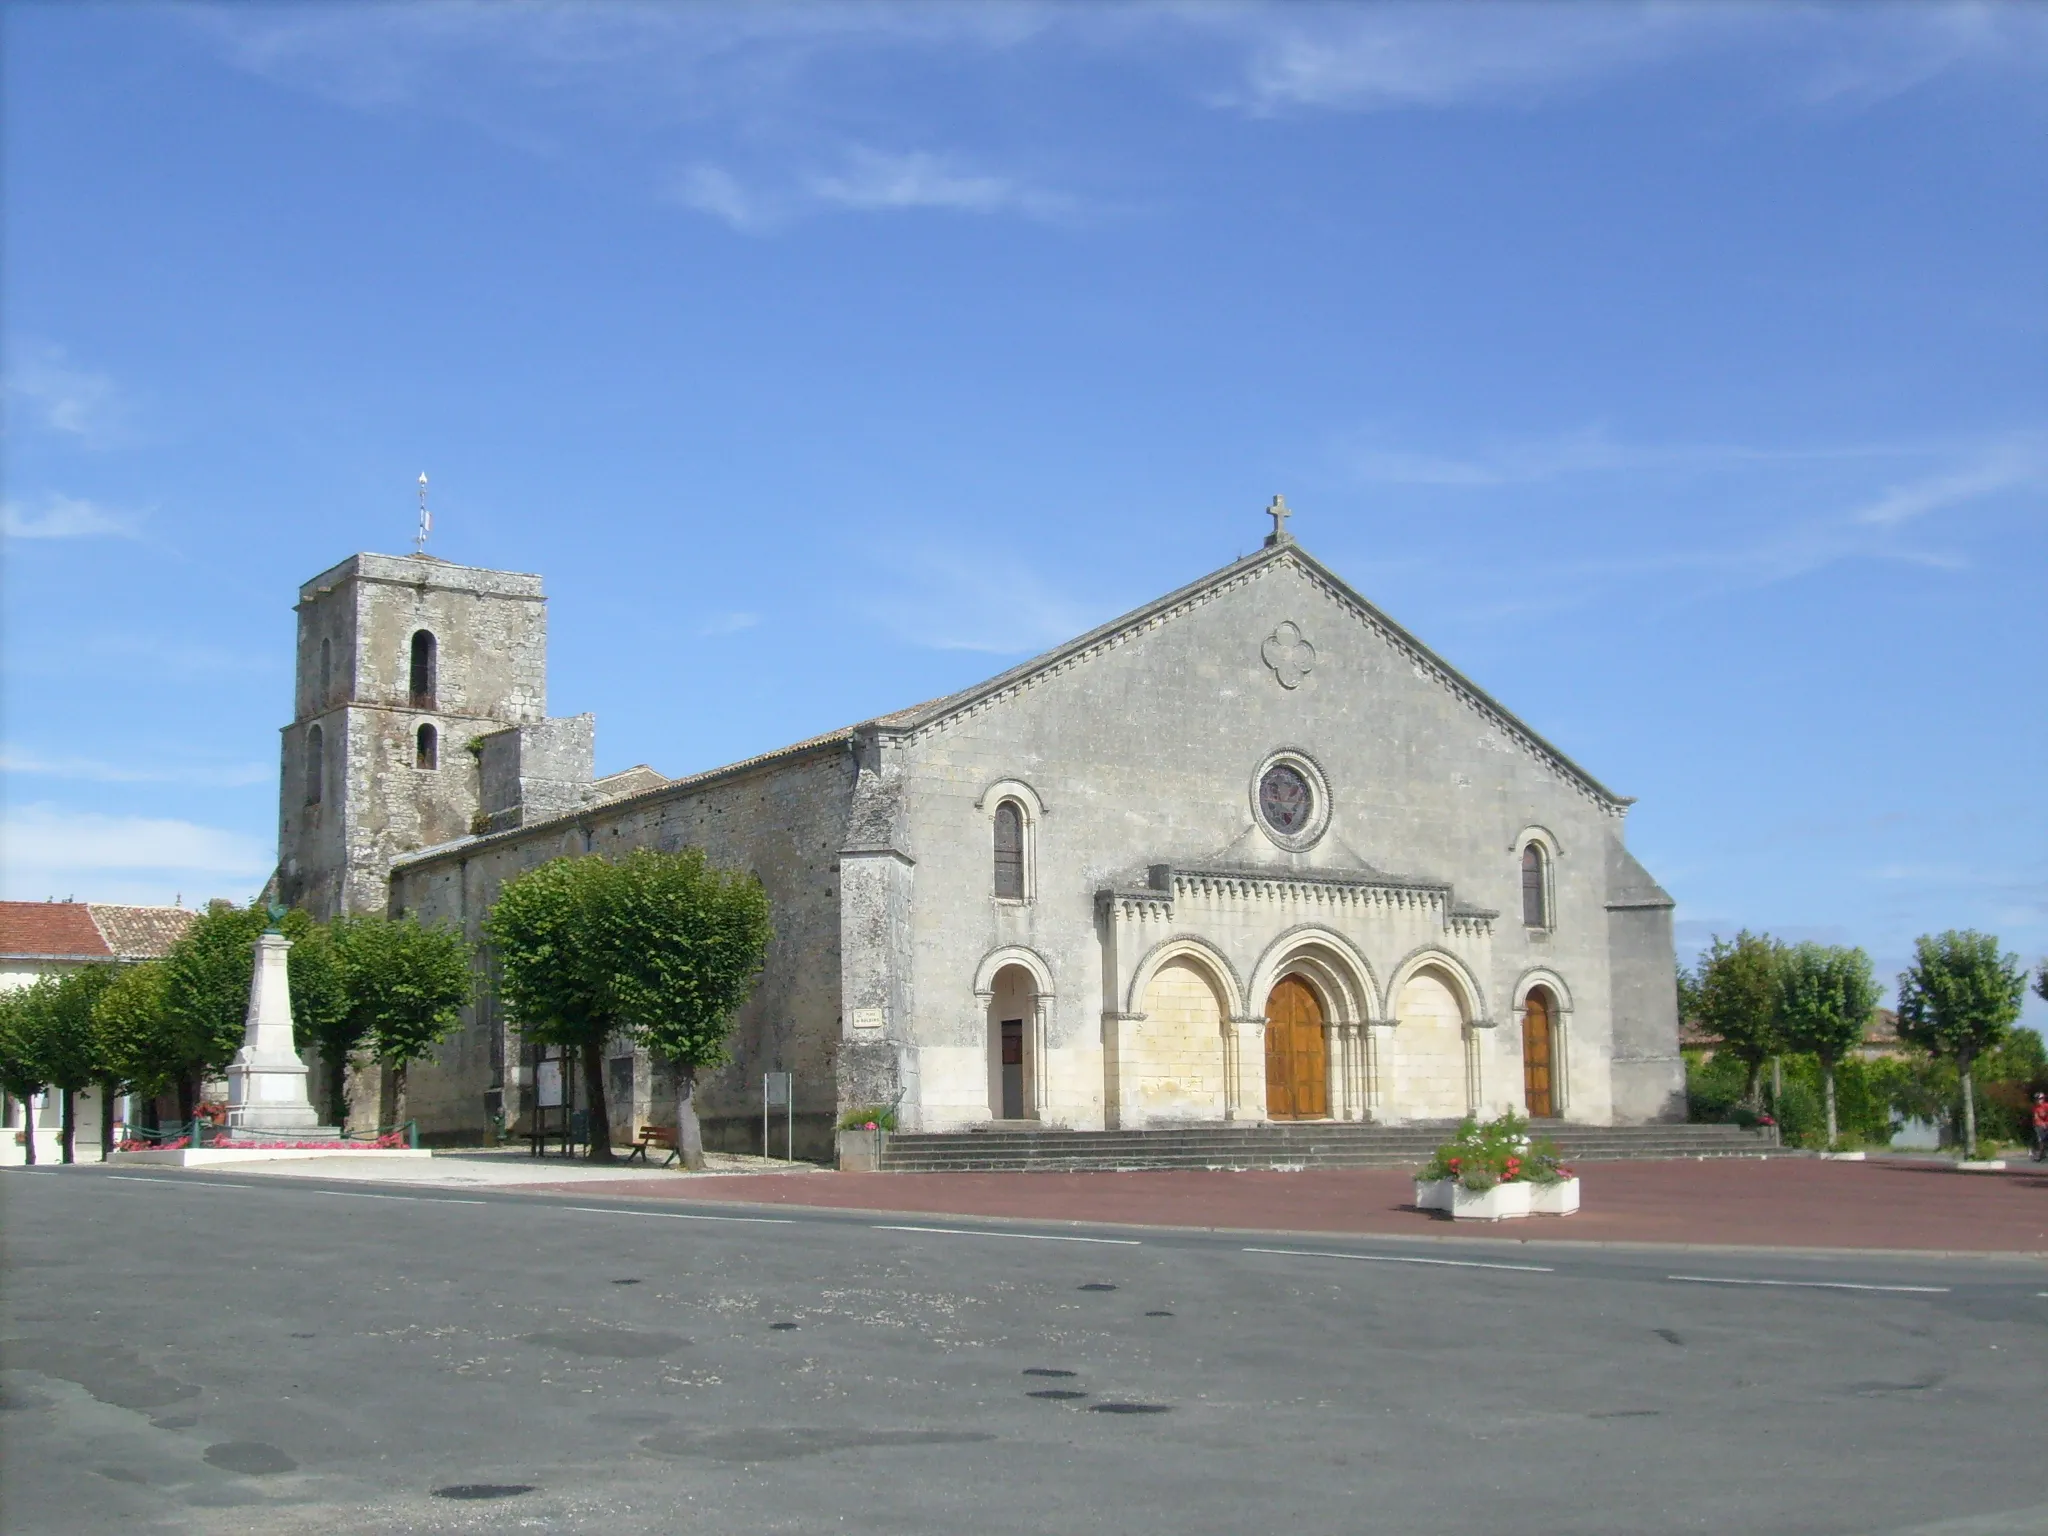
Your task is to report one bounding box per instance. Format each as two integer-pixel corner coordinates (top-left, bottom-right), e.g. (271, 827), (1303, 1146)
(226, 930), (327, 1134)
(1028, 995), (1051, 1121)
(1322, 1022), (1340, 1118)
(1221, 1017), (1243, 1121)
(1365, 1019), (1397, 1122)
(1233, 1016), (1269, 1122)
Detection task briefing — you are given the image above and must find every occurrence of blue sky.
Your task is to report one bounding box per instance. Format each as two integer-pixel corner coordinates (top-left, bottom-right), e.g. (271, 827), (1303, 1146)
(4, 2), (2043, 1017)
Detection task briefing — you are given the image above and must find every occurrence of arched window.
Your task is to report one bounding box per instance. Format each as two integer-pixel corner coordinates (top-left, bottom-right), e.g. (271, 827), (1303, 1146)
(1521, 843), (1549, 928)
(993, 800), (1026, 900)
(409, 630), (437, 707)
(318, 637), (332, 702)
(415, 722), (438, 770)
(304, 724), (325, 805)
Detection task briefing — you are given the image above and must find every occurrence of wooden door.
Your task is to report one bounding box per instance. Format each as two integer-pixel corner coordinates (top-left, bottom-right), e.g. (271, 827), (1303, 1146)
(1522, 991), (1555, 1118)
(1264, 976), (1328, 1120)
(1000, 1020), (1025, 1120)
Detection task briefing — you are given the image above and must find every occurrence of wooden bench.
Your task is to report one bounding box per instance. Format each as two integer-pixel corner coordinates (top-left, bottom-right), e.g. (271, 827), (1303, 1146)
(626, 1125), (680, 1167)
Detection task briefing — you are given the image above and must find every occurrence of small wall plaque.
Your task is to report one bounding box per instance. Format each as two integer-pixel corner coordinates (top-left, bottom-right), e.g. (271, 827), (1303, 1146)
(850, 1007), (885, 1032)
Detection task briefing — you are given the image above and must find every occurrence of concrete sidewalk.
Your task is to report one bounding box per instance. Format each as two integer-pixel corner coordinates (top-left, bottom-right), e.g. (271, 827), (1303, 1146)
(497, 1155), (2048, 1256)
(185, 1145), (828, 1187)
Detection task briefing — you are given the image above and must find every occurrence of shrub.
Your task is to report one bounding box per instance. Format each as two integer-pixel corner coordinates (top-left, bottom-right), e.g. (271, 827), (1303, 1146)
(836, 1104), (897, 1132)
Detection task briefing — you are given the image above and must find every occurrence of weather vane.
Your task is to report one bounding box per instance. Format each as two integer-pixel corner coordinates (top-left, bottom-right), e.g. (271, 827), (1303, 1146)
(415, 472), (431, 554)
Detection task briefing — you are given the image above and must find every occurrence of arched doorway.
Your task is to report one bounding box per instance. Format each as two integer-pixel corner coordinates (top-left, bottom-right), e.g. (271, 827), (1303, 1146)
(1522, 987), (1557, 1118)
(1264, 975), (1328, 1120)
(986, 964), (1037, 1120)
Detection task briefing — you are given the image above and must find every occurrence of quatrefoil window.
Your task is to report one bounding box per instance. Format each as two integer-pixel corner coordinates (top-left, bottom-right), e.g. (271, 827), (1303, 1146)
(1261, 622), (1316, 690)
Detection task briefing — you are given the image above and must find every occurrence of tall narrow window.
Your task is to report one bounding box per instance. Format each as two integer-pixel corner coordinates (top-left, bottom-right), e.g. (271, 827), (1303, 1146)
(1521, 843), (1548, 928)
(318, 637), (332, 703)
(993, 801), (1025, 900)
(415, 722), (439, 770)
(305, 724), (325, 805)
(409, 630), (437, 707)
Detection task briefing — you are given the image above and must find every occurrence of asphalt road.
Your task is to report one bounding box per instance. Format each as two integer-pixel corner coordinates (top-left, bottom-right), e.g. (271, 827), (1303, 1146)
(4, 1165), (2046, 1536)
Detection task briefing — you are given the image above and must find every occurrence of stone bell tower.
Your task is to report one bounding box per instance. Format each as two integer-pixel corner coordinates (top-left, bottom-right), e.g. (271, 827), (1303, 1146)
(275, 552), (550, 919)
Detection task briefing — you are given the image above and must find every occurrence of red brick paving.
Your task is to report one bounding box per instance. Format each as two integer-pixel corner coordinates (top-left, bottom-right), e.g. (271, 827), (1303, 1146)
(512, 1158), (2048, 1255)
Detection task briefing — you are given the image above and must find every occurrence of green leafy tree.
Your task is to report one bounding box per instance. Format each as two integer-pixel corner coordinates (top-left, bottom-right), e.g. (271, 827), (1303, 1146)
(1896, 930), (2027, 1159)
(330, 913), (475, 1129)
(92, 960), (181, 1142)
(0, 985), (51, 1165)
(159, 902), (344, 1123)
(486, 855), (625, 1160)
(1778, 943), (1882, 1148)
(39, 967), (115, 1162)
(1693, 931), (1786, 1109)
(604, 848), (772, 1171)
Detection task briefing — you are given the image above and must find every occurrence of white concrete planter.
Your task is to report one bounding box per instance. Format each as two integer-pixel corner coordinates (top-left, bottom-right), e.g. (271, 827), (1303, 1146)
(1413, 1178), (1454, 1212)
(1528, 1177), (1580, 1216)
(1450, 1181), (1533, 1221)
(836, 1128), (888, 1172)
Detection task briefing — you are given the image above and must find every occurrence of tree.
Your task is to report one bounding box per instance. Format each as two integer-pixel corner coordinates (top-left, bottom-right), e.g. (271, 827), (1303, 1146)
(604, 848), (772, 1171)
(1778, 943), (1881, 1148)
(92, 960), (181, 1145)
(159, 902), (344, 1123)
(0, 985), (50, 1165)
(38, 967), (115, 1163)
(486, 855), (625, 1160)
(1693, 932), (1786, 1109)
(1896, 930), (2027, 1159)
(330, 913), (475, 1129)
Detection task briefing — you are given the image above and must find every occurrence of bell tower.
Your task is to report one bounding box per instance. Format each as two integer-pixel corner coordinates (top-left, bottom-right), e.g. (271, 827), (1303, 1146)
(276, 552), (549, 918)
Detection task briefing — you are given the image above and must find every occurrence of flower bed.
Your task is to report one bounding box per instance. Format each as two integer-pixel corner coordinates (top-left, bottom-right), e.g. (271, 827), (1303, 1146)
(1414, 1112), (1578, 1220)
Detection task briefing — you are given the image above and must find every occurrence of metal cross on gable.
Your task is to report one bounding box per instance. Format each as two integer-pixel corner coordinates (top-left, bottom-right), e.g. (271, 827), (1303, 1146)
(1266, 494), (1292, 544)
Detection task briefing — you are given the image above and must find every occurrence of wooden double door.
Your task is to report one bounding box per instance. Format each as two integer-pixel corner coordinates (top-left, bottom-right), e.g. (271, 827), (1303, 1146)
(1522, 989), (1556, 1118)
(1265, 976), (1329, 1120)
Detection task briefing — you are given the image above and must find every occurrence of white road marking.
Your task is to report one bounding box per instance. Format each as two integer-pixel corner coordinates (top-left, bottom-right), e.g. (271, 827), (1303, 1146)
(1666, 1274), (1949, 1294)
(1245, 1246), (1554, 1274)
(875, 1224), (1142, 1246)
(565, 1205), (794, 1225)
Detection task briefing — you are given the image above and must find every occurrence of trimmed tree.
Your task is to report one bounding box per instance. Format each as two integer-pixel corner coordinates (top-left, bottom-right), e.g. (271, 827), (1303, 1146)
(1778, 943), (1881, 1149)
(486, 855), (625, 1160)
(330, 913), (475, 1130)
(604, 848), (772, 1171)
(1694, 931), (1786, 1110)
(0, 985), (50, 1165)
(1896, 930), (2027, 1159)
(38, 967), (115, 1163)
(92, 960), (181, 1143)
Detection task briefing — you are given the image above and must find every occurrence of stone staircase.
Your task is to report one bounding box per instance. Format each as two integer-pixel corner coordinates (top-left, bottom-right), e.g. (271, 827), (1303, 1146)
(873, 1121), (1775, 1173)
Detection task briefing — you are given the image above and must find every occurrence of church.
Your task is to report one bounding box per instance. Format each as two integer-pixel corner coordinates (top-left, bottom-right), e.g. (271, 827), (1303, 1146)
(274, 504), (1684, 1158)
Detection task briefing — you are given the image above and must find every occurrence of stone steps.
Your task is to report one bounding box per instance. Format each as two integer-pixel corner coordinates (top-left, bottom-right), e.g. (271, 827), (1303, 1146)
(874, 1122), (1773, 1173)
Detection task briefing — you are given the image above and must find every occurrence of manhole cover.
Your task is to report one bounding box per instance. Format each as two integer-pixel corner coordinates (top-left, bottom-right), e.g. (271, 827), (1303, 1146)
(433, 1483), (537, 1501)
(1077, 1283), (1117, 1292)
(1028, 1389), (1087, 1401)
(1022, 1368), (1076, 1378)
(1089, 1403), (1172, 1415)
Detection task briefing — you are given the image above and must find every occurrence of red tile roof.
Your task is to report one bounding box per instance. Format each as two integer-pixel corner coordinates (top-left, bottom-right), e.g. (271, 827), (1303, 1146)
(0, 902), (114, 959)
(88, 904), (197, 960)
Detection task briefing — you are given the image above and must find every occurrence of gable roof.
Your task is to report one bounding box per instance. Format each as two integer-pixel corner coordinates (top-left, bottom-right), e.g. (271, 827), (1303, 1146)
(0, 902), (114, 961)
(393, 537), (1627, 874)
(869, 539), (1629, 810)
(88, 904), (198, 960)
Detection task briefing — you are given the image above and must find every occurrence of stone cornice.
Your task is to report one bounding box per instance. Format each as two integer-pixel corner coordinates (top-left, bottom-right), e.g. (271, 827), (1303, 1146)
(1096, 863), (1496, 935)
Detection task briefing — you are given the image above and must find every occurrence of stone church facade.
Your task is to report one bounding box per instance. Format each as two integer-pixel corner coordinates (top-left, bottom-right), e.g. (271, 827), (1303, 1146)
(276, 519), (1684, 1156)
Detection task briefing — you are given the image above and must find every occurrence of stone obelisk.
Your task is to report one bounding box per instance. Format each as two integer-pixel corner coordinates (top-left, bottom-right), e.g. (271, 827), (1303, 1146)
(225, 910), (330, 1135)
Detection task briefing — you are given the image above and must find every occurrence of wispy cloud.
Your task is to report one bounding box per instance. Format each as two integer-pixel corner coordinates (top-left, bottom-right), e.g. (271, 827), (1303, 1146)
(1, 495), (144, 541)
(699, 610), (762, 636)
(1850, 439), (2046, 527)
(3, 344), (126, 444)
(672, 148), (1073, 232)
(0, 804), (273, 884)
(857, 549), (1104, 654)
(1, 747), (270, 789)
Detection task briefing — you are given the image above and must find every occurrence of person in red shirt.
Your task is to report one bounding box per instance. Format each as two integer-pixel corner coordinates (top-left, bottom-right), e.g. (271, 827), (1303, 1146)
(2031, 1092), (2048, 1163)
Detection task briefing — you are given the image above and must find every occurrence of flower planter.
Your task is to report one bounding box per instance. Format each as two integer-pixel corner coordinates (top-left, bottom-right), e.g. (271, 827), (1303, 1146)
(836, 1127), (888, 1172)
(1528, 1177), (1580, 1216)
(1449, 1181), (1533, 1221)
(1413, 1178), (1454, 1212)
